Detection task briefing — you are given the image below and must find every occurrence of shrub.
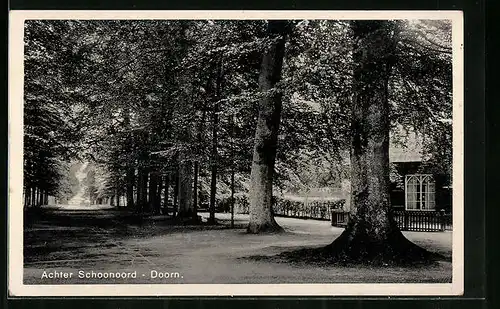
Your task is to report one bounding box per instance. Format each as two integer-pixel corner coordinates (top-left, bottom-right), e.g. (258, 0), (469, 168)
(273, 196), (345, 220)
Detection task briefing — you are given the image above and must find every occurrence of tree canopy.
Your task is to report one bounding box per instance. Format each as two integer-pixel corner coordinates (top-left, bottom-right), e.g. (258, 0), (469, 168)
(23, 19), (453, 219)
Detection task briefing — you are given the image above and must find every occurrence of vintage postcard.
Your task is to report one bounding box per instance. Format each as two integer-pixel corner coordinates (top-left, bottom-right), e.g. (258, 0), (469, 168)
(8, 10), (464, 296)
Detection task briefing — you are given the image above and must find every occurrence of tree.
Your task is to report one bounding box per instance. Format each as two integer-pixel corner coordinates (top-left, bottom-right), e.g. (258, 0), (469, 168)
(320, 20), (432, 264)
(247, 20), (290, 233)
(208, 54), (224, 224)
(23, 20), (85, 207)
(390, 20), (452, 182)
(23, 19), (451, 244)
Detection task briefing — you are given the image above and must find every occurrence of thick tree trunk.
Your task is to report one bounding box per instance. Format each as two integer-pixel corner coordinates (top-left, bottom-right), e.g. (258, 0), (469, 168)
(155, 174), (163, 214)
(173, 168), (179, 217)
(137, 168), (149, 213)
(141, 170), (149, 211)
(116, 191), (121, 207)
(38, 190), (42, 206)
(229, 114), (236, 228)
(25, 187), (30, 207)
(31, 187), (36, 207)
(37, 188), (41, 206)
(196, 106), (207, 213)
(136, 177), (142, 210)
(230, 168), (235, 228)
(126, 168), (135, 209)
(208, 56), (223, 224)
(136, 172), (142, 211)
(177, 160), (195, 220)
(123, 107), (135, 210)
(319, 21), (432, 265)
(29, 187), (33, 207)
(208, 159), (217, 223)
(148, 171), (159, 213)
(164, 174), (170, 215)
(36, 188), (41, 207)
(193, 161), (199, 218)
(24, 187), (29, 208)
(247, 20), (288, 234)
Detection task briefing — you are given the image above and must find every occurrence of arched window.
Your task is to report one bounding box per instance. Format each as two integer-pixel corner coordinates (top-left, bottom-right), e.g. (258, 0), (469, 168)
(405, 174), (435, 211)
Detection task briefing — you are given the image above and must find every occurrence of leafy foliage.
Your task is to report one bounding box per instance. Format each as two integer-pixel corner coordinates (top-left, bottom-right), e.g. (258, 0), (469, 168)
(24, 20), (85, 201)
(23, 19), (453, 208)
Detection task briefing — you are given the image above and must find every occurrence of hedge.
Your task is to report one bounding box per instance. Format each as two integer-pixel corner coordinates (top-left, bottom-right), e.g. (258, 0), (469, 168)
(218, 194), (345, 221)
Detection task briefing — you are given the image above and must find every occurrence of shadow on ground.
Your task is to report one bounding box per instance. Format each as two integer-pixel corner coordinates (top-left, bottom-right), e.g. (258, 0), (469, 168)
(23, 206), (453, 284)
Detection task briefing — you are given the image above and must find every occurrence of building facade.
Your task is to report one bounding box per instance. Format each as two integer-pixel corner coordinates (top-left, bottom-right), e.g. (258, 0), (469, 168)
(389, 130), (452, 213)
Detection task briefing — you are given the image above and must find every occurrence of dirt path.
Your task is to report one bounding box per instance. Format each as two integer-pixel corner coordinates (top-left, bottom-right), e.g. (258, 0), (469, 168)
(23, 210), (452, 284)
(67, 162), (89, 206)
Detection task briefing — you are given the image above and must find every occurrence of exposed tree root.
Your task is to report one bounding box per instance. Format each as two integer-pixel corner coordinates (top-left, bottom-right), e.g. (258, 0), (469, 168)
(247, 221), (284, 234)
(279, 228), (444, 266)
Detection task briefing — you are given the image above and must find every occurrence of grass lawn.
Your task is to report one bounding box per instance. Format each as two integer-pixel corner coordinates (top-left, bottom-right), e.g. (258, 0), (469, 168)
(23, 207), (452, 284)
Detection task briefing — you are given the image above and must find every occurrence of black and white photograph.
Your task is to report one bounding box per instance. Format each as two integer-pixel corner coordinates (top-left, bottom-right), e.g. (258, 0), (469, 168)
(8, 11), (464, 296)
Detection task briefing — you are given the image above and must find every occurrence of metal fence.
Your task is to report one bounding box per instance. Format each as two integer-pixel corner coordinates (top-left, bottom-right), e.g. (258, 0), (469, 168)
(232, 195), (452, 232)
(331, 210), (349, 227)
(393, 210), (452, 232)
(331, 210), (452, 232)
(234, 196), (346, 221)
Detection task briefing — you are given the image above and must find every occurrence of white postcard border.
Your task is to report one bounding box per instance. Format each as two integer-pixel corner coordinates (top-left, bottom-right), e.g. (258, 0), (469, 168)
(8, 10), (464, 297)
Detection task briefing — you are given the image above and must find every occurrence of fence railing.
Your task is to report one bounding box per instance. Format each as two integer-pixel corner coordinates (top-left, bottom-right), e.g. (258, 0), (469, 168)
(233, 196), (346, 221)
(230, 195), (452, 232)
(331, 210), (349, 227)
(393, 210), (451, 232)
(331, 210), (452, 232)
